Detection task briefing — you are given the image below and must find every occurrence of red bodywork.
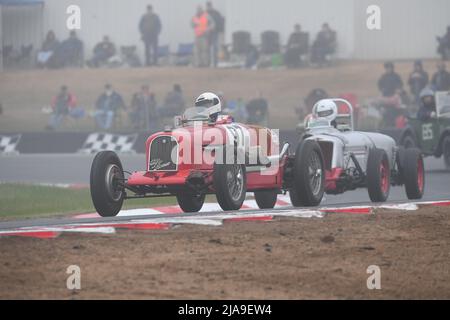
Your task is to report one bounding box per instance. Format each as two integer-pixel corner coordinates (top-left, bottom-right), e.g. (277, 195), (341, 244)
(325, 168), (343, 192)
(127, 115), (286, 193)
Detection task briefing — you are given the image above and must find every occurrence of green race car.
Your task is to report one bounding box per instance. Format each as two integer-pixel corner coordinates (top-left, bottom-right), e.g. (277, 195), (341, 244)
(391, 91), (450, 170)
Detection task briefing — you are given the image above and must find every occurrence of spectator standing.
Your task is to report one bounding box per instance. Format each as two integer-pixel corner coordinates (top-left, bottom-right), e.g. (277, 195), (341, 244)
(139, 5), (162, 66)
(46, 86), (83, 130)
(311, 23), (336, 67)
(37, 31), (59, 68)
(378, 62), (403, 97)
(206, 1), (225, 67)
(437, 26), (450, 60)
(431, 61), (450, 91)
(129, 85), (157, 130)
(191, 6), (215, 67)
(88, 36), (116, 68)
(158, 84), (186, 118)
(408, 60), (429, 104)
(94, 84), (126, 130)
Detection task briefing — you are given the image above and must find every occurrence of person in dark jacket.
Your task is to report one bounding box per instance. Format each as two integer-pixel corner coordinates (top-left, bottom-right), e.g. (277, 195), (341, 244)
(58, 31), (84, 68)
(437, 26), (450, 60)
(139, 5), (162, 66)
(37, 30), (59, 68)
(431, 61), (450, 91)
(378, 62), (403, 97)
(206, 1), (225, 67)
(88, 36), (116, 68)
(284, 24), (309, 68)
(417, 87), (437, 121)
(408, 60), (429, 104)
(311, 23), (336, 66)
(94, 84), (126, 130)
(158, 84), (186, 118)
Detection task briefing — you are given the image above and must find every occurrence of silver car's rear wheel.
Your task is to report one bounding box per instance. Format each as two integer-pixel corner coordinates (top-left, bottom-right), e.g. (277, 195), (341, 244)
(443, 135), (450, 170)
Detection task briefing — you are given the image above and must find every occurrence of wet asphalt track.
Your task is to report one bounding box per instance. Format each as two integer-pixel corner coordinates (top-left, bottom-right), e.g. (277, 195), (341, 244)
(0, 154), (449, 230)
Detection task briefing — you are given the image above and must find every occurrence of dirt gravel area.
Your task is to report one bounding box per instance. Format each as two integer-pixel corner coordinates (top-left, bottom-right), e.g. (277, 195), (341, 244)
(0, 206), (449, 299)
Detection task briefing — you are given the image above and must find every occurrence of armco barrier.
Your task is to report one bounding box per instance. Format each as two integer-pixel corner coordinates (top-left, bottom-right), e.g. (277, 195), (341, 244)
(1, 130), (300, 154)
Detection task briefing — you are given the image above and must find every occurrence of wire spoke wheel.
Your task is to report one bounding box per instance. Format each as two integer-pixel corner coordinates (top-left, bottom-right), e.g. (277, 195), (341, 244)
(290, 140), (325, 207)
(227, 164), (244, 201)
(307, 150), (323, 196)
(379, 159), (389, 195)
(213, 163), (247, 211)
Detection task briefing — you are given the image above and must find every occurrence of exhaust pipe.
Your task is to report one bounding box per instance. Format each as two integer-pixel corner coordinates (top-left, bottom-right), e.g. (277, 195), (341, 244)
(246, 143), (290, 173)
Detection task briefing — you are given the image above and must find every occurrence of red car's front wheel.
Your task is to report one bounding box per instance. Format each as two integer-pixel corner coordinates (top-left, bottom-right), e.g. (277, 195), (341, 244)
(90, 151), (125, 217)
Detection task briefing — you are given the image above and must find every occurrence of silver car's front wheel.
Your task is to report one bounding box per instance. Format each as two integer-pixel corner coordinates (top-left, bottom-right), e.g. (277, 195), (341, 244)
(289, 140), (325, 207)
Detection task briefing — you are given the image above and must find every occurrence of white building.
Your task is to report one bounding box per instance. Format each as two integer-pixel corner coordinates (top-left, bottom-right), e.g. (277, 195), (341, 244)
(1, 0), (450, 67)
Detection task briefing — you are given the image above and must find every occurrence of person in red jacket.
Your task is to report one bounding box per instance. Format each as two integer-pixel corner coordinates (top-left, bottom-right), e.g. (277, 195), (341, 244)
(46, 85), (84, 130)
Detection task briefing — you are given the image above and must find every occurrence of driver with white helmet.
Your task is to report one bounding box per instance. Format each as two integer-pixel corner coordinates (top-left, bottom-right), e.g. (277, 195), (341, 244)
(195, 92), (222, 122)
(312, 99), (338, 127)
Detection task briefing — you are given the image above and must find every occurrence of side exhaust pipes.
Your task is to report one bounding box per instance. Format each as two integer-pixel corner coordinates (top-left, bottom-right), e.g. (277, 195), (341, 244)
(246, 143), (290, 173)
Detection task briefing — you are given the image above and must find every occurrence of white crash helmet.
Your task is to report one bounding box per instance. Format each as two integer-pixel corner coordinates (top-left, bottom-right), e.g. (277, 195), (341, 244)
(313, 99), (338, 123)
(195, 92), (222, 120)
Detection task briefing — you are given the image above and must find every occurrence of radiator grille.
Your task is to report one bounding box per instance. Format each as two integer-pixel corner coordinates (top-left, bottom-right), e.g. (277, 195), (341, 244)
(148, 136), (178, 171)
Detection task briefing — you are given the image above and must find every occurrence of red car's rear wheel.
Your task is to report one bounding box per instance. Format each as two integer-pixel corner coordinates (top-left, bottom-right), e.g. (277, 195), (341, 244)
(213, 163), (246, 211)
(254, 190), (278, 209)
(176, 193), (205, 213)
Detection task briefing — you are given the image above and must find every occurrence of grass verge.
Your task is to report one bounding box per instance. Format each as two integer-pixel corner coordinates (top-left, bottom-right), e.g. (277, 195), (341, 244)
(0, 183), (178, 220)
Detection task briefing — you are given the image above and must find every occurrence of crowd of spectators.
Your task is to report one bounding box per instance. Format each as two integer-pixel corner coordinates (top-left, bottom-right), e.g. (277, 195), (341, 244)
(375, 60), (450, 128)
(27, 3), (339, 70)
(43, 82), (273, 132)
(37, 30), (84, 69)
(3, 4), (450, 71)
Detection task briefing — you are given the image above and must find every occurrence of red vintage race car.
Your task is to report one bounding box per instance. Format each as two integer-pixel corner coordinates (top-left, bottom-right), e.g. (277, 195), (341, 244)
(90, 92), (324, 217)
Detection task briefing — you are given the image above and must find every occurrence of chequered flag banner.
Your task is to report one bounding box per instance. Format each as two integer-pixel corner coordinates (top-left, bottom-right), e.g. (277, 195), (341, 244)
(78, 133), (138, 154)
(0, 135), (21, 154)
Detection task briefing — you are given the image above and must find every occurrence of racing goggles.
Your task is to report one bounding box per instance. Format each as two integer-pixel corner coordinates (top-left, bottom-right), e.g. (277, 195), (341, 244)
(317, 109), (334, 118)
(195, 98), (219, 108)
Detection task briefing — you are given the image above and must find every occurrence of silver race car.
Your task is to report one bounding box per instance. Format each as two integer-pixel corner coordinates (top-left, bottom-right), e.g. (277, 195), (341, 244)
(288, 98), (425, 206)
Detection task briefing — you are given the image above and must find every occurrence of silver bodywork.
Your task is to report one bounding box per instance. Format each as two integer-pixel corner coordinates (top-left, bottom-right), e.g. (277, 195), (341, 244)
(304, 127), (397, 172)
(305, 98), (397, 172)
